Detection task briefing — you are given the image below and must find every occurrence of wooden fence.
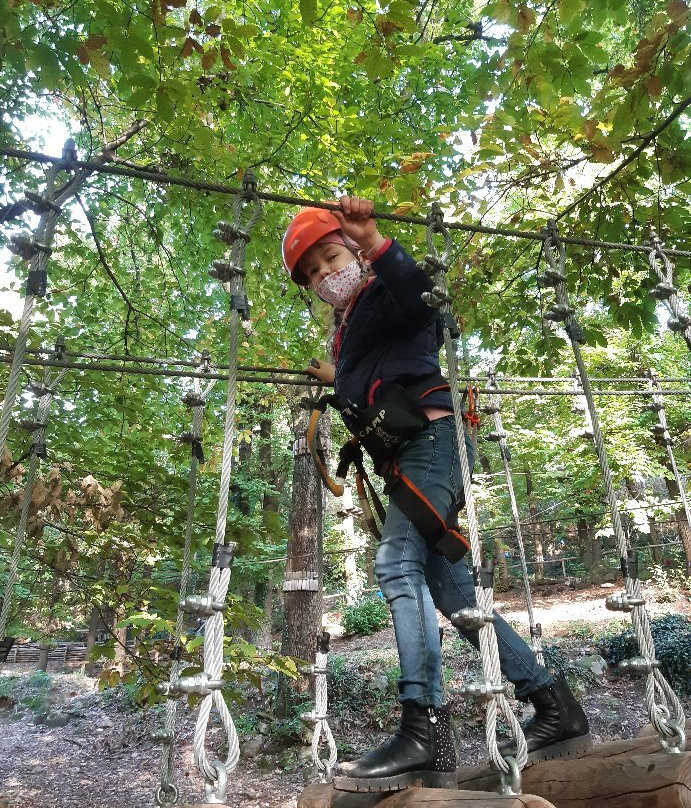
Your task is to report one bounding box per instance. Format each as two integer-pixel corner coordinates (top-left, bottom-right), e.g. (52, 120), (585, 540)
(2, 640), (135, 665)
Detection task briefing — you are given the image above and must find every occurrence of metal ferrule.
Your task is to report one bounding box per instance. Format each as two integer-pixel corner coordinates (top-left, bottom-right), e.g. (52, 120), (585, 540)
(619, 656), (660, 675)
(605, 593), (646, 612)
(450, 606), (494, 630)
(179, 593), (227, 616)
(459, 679), (507, 700)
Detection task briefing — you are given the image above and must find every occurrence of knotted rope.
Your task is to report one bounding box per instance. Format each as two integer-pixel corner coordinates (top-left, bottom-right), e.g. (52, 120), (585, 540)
(542, 223), (686, 754)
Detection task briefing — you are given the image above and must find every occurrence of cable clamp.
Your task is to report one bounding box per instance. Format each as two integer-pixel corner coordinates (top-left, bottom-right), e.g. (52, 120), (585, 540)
(53, 335), (67, 361)
(211, 542), (235, 569)
(18, 419), (45, 432)
(537, 266), (565, 287)
(9, 234), (52, 261)
(61, 138), (78, 165)
(182, 391), (205, 408)
(450, 606), (494, 630)
(565, 318), (586, 344)
(26, 382), (54, 397)
(170, 645), (184, 661)
(31, 441), (47, 458)
(419, 255), (449, 275)
(472, 560), (495, 588)
(480, 404), (499, 415)
(242, 168), (257, 197)
(157, 672), (224, 697)
(150, 729), (175, 745)
(530, 623), (542, 638)
(668, 315), (690, 332)
(179, 432), (205, 460)
(619, 656), (660, 675)
(209, 259), (246, 282)
(544, 303), (572, 322)
(459, 679), (507, 701)
(229, 293), (250, 319)
(179, 593), (228, 616)
(485, 431), (506, 442)
(646, 401), (664, 412)
(579, 428), (594, 440)
(650, 282), (676, 300)
(216, 220), (251, 243)
(24, 190), (62, 215)
(421, 286), (450, 308)
(199, 349), (211, 373)
(442, 312), (460, 339)
(620, 549), (639, 579)
(605, 593), (646, 612)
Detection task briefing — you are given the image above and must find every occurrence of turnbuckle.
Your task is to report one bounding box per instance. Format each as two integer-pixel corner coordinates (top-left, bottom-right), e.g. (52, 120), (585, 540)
(156, 672), (224, 697)
(605, 593), (646, 612)
(450, 607), (494, 630)
(179, 593), (227, 616)
(618, 656), (660, 675)
(459, 679), (507, 700)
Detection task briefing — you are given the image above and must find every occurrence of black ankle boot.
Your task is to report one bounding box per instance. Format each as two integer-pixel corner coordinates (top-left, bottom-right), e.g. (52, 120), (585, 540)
(498, 677), (592, 765)
(333, 702), (457, 792)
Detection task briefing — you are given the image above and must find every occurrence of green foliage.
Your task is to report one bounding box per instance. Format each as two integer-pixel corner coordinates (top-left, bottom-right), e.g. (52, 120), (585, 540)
(328, 652), (400, 727)
(601, 614), (691, 696)
(342, 596), (390, 636)
(19, 670), (53, 714)
(644, 564), (690, 604)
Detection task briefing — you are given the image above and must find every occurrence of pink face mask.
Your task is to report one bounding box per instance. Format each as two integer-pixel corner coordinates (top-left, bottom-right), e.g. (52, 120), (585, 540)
(315, 260), (365, 308)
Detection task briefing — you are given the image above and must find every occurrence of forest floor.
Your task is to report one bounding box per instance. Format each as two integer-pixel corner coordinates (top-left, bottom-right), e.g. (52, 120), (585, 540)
(0, 580), (689, 808)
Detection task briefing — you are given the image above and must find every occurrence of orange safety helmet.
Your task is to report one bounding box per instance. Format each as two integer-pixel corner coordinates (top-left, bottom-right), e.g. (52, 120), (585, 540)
(282, 208), (342, 286)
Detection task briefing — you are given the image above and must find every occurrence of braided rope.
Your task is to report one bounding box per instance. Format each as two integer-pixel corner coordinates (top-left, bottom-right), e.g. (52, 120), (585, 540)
(486, 372), (544, 666)
(425, 210), (528, 782)
(192, 187), (263, 801)
(156, 374), (216, 806)
(0, 368), (67, 643)
(543, 226), (686, 753)
(310, 648), (338, 781)
(648, 232), (691, 351)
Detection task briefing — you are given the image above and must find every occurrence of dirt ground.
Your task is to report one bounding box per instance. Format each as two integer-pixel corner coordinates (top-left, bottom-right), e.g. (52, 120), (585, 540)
(1, 582), (689, 808)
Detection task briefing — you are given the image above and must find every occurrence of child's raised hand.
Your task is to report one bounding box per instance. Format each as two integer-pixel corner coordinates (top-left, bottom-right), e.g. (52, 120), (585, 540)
(306, 359), (335, 384)
(334, 196), (386, 255)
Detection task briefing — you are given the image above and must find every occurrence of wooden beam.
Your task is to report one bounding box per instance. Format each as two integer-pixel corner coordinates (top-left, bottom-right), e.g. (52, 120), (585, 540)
(456, 752), (691, 808)
(298, 783), (557, 808)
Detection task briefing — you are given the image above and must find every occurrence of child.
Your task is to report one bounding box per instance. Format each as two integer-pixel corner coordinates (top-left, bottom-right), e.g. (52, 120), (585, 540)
(282, 197), (590, 793)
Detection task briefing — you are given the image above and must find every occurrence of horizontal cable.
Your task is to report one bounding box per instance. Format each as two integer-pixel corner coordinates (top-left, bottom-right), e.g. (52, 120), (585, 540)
(3, 353), (691, 395)
(2, 146), (690, 257)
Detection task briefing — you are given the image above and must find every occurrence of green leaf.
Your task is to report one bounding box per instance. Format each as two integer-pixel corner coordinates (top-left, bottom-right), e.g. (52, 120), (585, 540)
(299, 0), (318, 26)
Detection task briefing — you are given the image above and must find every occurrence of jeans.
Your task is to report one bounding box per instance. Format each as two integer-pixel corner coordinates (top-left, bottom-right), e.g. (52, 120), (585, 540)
(375, 416), (554, 707)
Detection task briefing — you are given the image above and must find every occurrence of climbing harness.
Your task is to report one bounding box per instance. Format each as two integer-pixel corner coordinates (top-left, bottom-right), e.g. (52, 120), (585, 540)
(541, 221), (687, 755)
(154, 355), (216, 807)
(422, 203), (528, 790)
(647, 229), (691, 351)
(0, 342), (67, 648)
(306, 379), (478, 563)
(155, 171), (263, 804)
(483, 371), (544, 667)
(300, 631), (338, 782)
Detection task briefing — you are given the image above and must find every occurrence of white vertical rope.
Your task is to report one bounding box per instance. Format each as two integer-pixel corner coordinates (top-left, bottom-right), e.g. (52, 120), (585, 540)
(486, 371), (544, 666)
(190, 184), (263, 802)
(425, 208), (528, 785)
(544, 225), (686, 753)
(156, 372), (216, 807)
(309, 641), (338, 781)
(648, 231), (691, 351)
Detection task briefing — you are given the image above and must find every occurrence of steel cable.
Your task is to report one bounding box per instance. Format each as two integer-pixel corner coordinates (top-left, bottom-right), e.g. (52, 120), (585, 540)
(543, 225), (686, 754)
(424, 208), (528, 786)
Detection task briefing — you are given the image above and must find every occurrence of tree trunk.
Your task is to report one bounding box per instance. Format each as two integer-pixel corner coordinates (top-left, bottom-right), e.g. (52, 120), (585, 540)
(276, 405), (324, 718)
(339, 486), (363, 604)
(524, 468), (544, 581)
(578, 517), (601, 576)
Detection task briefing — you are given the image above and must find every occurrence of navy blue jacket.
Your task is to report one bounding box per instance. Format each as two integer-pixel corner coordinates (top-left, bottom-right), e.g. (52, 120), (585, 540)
(333, 240), (454, 427)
